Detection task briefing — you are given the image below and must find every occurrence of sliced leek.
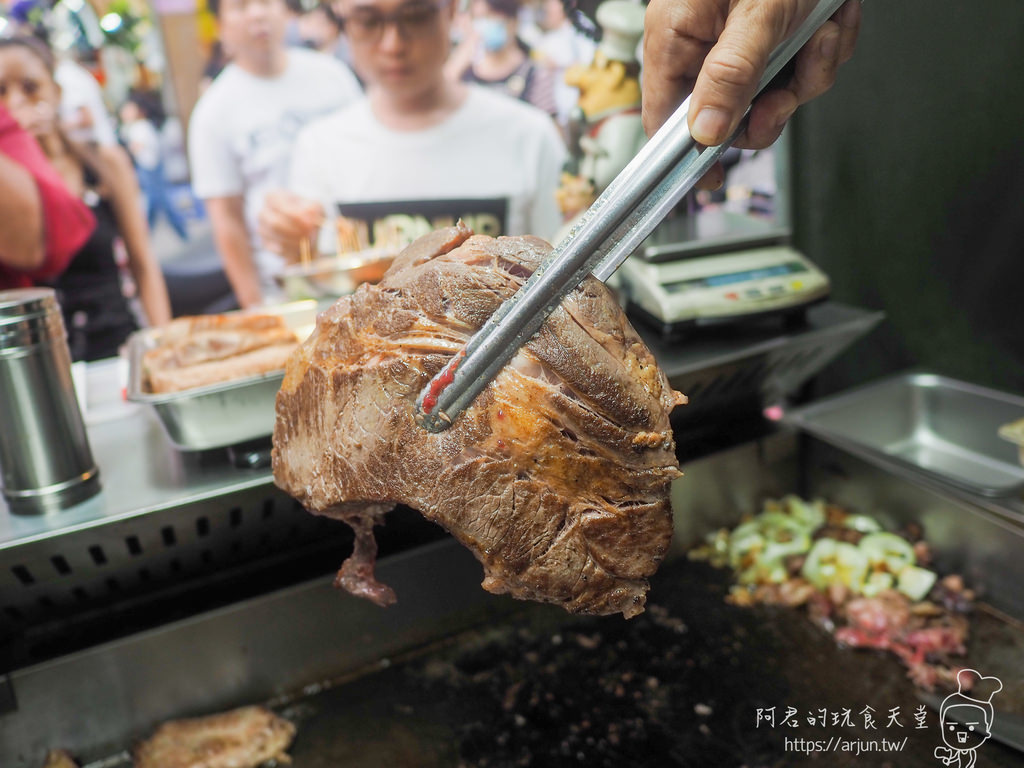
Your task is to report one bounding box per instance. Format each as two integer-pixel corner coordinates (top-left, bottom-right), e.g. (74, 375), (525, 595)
(897, 564), (938, 601)
(860, 532), (916, 573)
(802, 539), (869, 591)
(843, 514), (882, 534)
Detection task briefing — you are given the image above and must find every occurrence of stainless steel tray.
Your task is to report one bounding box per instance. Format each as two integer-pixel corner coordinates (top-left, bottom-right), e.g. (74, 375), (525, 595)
(125, 302), (317, 451)
(786, 372), (1024, 497)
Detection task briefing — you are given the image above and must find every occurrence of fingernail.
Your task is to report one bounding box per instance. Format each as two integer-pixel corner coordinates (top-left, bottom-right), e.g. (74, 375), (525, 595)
(840, 0), (859, 26)
(775, 106), (797, 131)
(820, 28), (840, 60)
(691, 107), (731, 145)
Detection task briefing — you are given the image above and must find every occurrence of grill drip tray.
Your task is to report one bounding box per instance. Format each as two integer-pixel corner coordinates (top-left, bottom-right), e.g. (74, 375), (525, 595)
(888, 432), (1019, 492)
(787, 373), (1024, 497)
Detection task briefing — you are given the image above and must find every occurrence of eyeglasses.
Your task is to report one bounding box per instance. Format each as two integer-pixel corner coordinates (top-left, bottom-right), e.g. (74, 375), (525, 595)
(339, 0), (450, 43)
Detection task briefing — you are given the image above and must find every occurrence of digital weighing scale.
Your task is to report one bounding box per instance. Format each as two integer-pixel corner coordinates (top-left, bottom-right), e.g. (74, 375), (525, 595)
(616, 214), (831, 335)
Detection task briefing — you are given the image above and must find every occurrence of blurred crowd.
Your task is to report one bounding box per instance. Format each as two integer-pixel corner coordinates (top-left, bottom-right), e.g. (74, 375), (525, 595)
(0, 0), (615, 361)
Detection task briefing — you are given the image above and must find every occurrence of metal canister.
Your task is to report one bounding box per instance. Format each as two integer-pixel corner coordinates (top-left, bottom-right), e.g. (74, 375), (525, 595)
(0, 288), (100, 514)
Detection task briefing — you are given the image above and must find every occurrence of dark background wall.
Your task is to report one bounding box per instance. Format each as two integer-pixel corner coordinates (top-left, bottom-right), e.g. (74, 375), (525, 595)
(790, 0), (1024, 397)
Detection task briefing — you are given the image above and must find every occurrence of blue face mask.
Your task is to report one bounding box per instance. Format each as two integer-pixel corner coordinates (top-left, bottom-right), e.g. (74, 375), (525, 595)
(474, 18), (508, 52)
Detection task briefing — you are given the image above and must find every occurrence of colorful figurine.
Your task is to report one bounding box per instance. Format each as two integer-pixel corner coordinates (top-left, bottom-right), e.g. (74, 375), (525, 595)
(556, 0), (645, 220)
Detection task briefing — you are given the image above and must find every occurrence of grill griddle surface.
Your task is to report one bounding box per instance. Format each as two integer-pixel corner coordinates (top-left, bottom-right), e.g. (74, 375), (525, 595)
(269, 559), (1023, 767)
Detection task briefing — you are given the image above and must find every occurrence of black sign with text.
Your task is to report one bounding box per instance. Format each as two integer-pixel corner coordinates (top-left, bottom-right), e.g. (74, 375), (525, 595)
(336, 198), (508, 250)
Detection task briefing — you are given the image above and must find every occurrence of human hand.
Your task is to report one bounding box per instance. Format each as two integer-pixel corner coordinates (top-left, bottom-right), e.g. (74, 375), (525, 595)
(63, 105), (94, 132)
(642, 0), (860, 187)
(258, 190), (324, 263)
(9, 100), (58, 138)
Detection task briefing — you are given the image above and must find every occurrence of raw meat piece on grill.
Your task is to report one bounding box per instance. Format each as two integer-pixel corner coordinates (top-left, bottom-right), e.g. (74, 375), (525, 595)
(133, 705), (295, 768)
(273, 223), (685, 618)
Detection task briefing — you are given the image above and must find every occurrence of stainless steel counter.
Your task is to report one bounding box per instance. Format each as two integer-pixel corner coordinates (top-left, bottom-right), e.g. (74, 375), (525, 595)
(0, 359), (275, 552)
(0, 359), (310, 661)
(0, 300), (887, 670)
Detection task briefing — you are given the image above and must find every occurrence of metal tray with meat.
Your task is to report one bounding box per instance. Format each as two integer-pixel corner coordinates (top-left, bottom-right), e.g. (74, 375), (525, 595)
(125, 301), (317, 451)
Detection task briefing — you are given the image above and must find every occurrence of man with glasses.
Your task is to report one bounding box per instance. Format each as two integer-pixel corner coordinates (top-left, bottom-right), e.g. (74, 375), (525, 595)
(189, 0), (362, 307)
(258, 0), (565, 257)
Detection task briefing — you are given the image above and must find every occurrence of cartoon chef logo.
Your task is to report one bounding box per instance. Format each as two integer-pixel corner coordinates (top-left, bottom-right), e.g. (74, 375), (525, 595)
(934, 669), (1003, 767)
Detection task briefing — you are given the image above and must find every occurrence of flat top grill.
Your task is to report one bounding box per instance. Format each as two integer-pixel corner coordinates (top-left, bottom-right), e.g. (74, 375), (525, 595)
(84, 558), (1024, 768)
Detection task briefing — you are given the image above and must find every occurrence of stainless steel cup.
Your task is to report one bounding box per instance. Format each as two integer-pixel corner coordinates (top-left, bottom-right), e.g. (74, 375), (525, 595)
(0, 288), (100, 514)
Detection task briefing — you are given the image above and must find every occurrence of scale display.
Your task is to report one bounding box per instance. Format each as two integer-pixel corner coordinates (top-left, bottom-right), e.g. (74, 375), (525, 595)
(665, 261), (809, 293)
(618, 245), (829, 333)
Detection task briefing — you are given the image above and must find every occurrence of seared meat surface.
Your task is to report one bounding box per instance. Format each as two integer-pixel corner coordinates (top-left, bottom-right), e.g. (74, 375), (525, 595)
(273, 224), (684, 618)
(143, 313), (299, 394)
(133, 705), (295, 768)
(41, 751), (78, 768)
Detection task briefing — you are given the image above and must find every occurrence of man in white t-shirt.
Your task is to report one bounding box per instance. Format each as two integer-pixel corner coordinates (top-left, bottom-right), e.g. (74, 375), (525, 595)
(188, 0), (362, 307)
(258, 0), (565, 260)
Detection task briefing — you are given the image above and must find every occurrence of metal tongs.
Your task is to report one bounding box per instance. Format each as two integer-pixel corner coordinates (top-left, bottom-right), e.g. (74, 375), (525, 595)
(417, 0), (851, 432)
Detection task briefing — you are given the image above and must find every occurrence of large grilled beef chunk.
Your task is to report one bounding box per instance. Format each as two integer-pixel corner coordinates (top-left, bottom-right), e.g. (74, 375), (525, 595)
(273, 223), (685, 618)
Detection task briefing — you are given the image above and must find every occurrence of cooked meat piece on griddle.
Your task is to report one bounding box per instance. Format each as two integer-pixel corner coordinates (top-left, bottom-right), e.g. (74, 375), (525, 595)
(41, 750), (78, 768)
(273, 223), (685, 618)
(134, 705), (295, 768)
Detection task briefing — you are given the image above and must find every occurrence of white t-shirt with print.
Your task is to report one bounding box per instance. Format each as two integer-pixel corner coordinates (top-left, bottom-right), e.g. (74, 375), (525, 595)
(188, 48), (361, 294)
(288, 86), (567, 254)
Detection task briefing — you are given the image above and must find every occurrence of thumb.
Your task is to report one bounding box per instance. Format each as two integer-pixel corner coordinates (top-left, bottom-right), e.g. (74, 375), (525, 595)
(688, 0), (815, 145)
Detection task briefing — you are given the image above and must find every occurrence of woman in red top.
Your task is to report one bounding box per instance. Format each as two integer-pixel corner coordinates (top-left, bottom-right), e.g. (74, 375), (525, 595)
(0, 103), (94, 289)
(0, 36), (170, 360)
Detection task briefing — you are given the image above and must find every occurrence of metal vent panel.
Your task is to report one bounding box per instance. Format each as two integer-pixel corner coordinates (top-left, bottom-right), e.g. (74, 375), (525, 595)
(0, 487), (333, 634)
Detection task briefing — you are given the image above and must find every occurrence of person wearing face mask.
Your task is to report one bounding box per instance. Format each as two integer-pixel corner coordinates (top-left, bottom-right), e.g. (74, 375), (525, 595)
(460, 0), (557, 116)
(533, 0), (595, 129)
